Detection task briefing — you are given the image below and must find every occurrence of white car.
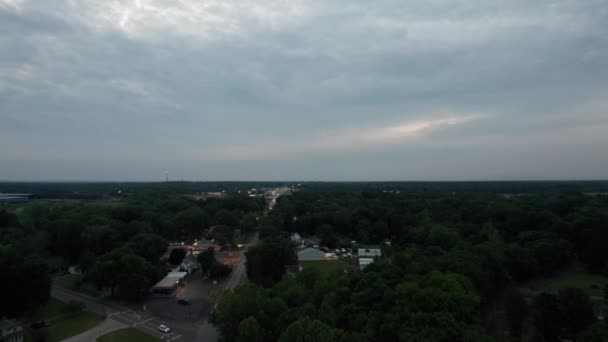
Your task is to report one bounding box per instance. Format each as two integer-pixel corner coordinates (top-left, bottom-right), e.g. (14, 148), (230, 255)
(158, 324), (171, 333)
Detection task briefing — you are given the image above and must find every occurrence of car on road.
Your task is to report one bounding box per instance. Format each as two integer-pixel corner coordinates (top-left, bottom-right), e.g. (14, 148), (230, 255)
(158, 324), (171, 333)
(177, 298), (190, 305)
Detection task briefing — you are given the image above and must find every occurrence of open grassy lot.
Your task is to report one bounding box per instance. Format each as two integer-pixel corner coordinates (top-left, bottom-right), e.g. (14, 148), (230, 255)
(45, 312), (104, 341)
(300, 260), (347, 274)
(55, 274), (101, 297)
(32, 298), (72, 320)
(534, 272), (608, 299)
(97, 328), (160, 342)
(26, 312), (104, 342)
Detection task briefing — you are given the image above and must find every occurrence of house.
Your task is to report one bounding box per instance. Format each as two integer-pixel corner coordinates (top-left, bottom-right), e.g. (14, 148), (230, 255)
(178, 255), (200, 274)
(358, 248), (381, 258)
(0, 320), (23, 342)
(358, 248), (382, 270)
(290, 232), (302, 244)
(297, 247), (325, 261)
(150, 271), (188, 296)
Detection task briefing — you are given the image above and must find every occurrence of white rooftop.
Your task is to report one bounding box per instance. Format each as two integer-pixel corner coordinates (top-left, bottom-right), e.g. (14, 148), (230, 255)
(358, 248), (381, 258)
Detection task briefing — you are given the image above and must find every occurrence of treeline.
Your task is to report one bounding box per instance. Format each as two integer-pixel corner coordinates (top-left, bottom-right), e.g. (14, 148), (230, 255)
(0, 192), (263, 318)
(0, 181), (292, 196)
(2, 180), (607, 196)
(212, 188), (608, 341)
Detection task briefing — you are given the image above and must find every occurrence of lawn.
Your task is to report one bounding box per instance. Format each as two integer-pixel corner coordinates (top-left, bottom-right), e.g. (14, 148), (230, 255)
(26, 312), (104, 342)
(534, 272), (608, 299)
(300, 260), (347, 274)
(32, 298), (72, 320)
(55, 274), (101, 297)
(97, 328), (160, 342)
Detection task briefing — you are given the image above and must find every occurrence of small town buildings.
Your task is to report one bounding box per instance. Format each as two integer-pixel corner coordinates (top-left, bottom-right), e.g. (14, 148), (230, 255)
(324, 252), (339, 261)
(358, 248), (382, 270)
(358, 248), (381, 258)
(178, 255), (200, 274)
(359, 258), (375, 270)
(0, 194), (30, 204)
(0, 320), (23, 342)
(150, 271), (188, 296)
(297, 247), (325, 261)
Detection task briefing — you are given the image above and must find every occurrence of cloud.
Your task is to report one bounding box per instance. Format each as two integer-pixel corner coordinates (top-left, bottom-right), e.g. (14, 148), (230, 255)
(0, 0), (607, 180)
(201, 114), (485, 161)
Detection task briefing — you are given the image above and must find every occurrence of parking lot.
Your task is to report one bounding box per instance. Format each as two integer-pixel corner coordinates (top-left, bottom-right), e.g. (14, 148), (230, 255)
(145, 276), (228, 323)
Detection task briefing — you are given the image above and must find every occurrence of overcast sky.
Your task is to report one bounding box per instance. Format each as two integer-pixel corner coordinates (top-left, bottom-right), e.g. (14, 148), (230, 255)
(1, 0), (607, 181)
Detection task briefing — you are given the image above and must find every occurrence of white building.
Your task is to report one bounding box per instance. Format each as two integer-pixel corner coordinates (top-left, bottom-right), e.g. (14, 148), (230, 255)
(358, 248), (382, 258)
(358, 248), (382, 270)
(0, 320), (23, 342)
(297, 247), (325, 261)
(290, 232), (302, 244)
(150, 271), (188, 296)
(359, 258), (375, 270)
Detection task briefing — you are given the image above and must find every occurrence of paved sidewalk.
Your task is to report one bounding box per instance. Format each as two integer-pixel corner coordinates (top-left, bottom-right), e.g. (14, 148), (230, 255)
(62, 318), (126, 342)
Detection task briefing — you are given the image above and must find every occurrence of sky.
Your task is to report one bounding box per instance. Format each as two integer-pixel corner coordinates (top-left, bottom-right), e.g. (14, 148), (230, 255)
(1, 0), (607, 181)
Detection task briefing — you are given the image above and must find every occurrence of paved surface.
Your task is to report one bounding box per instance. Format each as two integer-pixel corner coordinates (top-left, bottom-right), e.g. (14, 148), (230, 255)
(51, 286), (183, 341)
(62, 318), (126, 342)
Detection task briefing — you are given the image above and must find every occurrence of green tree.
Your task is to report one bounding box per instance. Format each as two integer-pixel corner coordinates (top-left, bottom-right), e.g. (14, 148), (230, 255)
(89, 249), (160, 300)
(558, 287), (595, 338)
(0, 246), (51, 317)
(213, 225), (234, 246)
(577, 321), (608, 342)
(279, 317), (338, 342)
(246, 237), (296, 287)
(169, 248), (187, 265)
(237, 316), (265, 342)
(173, 207), (207, 239)
(127, 233), (168, 262)
(210, 262), (232, 278)
(239, 213), (259, 235)
(533, 293), (562, 342)
(197, 246), (215, 276)
(505, 287), (528, 340)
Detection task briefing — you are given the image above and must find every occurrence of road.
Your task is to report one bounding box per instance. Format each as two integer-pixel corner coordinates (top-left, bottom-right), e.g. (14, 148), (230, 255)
(51, 286), (184, 341)
(212, 232), (259, 313)
(62, 318), (126, 342)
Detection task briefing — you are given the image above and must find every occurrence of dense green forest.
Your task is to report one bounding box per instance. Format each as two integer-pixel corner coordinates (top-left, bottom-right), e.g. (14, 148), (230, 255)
(213, 184), (608, 341)
(2, 182), (608, 341)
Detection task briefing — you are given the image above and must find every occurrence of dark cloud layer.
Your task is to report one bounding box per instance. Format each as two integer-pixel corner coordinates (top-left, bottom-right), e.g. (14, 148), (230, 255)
(1, 0), (607, 181)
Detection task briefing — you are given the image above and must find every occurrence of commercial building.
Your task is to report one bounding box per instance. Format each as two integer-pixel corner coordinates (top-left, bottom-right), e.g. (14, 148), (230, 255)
(150, 271), (188, 296)
(297, 247), (325, 261)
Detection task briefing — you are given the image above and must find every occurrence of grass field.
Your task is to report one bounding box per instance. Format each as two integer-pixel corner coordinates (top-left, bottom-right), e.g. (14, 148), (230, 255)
(32, 298), (72, 320)
(97, 328), (161, 342)
(26, 312), (104, 342)
(55, 274), (101, 297)
(534, 272), (608, 299)
(300, 260), (347, 274)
